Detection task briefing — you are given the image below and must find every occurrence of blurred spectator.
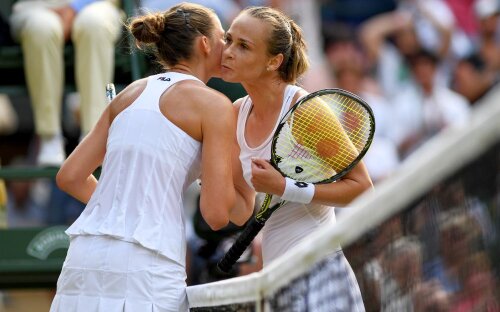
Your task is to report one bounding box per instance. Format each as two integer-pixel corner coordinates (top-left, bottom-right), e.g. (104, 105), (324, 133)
(444, 0), (480, 60)
(475, 0), (500, 39)
(407, 190), (443, 267)
(9, 0), (122, 166)
(474, 0), (500, 73)
(380, 236), (428, 312)
(0, 6), (18, 138)
(359, 0), (454, 98)
(409, 178), (497, 272)
(399, 0), (455, 60)
(391, 49), (470, 158)
(425, 209), (482, 295)
(355, 215), (404, 311)
(412, 280), (450, 312)
(320, 0), (397, 30)
(0, 175), (6, 229)
(453, 53), (500, 105)
(5, 158), (51, 227)
(445, 0), (479, 37)
(6, 179), (50, 227)
(0, 94), (18, 136)
(45, 179), (85, 225)
(452, 251), (500, 312)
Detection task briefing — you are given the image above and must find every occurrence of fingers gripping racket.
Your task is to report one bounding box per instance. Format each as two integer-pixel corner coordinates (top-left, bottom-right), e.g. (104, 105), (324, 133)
(217, 88), (375, 273)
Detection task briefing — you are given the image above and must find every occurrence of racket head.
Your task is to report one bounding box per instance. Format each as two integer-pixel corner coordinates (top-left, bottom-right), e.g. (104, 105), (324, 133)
(271, 88), (375, 184)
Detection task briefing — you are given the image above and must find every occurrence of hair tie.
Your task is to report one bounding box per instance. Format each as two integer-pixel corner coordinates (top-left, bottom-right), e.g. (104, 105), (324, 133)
(286, 20), (293, 39)
(176, 8), (193, 29)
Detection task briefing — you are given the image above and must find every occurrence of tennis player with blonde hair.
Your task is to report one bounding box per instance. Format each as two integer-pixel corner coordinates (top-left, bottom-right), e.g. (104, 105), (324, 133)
(222, 6), (372, 310)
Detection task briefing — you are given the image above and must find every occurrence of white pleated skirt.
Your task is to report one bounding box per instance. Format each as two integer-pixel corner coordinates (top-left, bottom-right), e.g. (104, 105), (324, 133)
(50, 235), (188, 312)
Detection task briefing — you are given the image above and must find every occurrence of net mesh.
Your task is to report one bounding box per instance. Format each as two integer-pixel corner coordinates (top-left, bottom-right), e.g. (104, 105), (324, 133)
(187, 87), (500, 312)
(190, 303), (256, 312)
(264, 251), (364, 312)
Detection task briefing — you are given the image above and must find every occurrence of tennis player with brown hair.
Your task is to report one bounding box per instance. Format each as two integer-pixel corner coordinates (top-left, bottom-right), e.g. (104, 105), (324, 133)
(49, 3), (252, 311)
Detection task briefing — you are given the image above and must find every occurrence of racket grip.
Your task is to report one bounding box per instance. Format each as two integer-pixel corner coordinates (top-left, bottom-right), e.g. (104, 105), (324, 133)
(217, 218), (265, 273)
(106, 83), (116, 103)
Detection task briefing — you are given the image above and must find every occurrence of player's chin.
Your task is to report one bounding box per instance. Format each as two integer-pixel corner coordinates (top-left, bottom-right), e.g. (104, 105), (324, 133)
(220, 66), (238, 83)
(211, 71), (222, 79)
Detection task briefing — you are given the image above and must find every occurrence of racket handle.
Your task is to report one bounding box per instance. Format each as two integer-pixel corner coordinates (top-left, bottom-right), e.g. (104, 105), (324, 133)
(106, 83), (116, 103)
(217, 218), (265, 274)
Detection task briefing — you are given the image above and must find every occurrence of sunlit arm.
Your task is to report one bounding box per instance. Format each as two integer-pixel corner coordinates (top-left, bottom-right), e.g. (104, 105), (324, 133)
(312, 161), (373, 207)
(56, 106), (110, 204)
(198, 91), (236, 231)
(251, 158), (373, 208)
(229, 101), (256, 225)
(229, 148), (256, 225)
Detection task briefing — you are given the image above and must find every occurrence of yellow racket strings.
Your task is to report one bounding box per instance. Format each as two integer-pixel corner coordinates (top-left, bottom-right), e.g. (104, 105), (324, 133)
(274, 93), (371, 181)
(294, 96), (358, 170)
(324, 93), (372, 150)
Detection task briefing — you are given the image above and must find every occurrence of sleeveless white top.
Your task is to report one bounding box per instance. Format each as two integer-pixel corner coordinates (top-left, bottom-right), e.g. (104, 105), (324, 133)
(66, 72), (203, 266)
(236, 85), (338, 266)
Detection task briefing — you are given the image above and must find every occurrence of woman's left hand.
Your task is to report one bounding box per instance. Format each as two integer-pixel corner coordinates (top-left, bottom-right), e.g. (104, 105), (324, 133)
(250, 158), (285, 196)
(51, 5), (76, 42)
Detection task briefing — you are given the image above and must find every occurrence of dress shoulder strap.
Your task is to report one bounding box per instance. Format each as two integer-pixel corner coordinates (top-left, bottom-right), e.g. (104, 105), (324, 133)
(131, 72), (203, 111)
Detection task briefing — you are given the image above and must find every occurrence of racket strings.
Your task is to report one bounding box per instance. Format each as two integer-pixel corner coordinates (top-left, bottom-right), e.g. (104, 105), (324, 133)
(325, 94), (372, 146)
(274, 93), (373, 182)
(327, 94), (372, 151)
(294, 98), (360, 162)
(306, 96), (370, 148)
(288, 143), (313, 160)
(328, 94), (371, 141)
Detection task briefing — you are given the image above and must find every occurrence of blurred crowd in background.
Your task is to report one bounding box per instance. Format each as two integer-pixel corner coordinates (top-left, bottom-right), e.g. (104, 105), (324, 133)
(0, 0), (499, 302)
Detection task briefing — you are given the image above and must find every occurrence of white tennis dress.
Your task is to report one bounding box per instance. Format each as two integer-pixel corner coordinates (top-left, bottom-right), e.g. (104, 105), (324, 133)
(237, 85), (339, 265)
(50, 72), (203, 312)
(237, 85), (365, 311)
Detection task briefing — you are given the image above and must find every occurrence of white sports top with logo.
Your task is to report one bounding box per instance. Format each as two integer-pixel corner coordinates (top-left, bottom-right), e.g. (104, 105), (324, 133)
(66, 72), (202, 266)
(236, 84), (338, 266)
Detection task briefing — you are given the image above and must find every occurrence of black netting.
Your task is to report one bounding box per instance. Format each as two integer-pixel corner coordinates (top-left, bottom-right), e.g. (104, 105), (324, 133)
(265, 251), (365, 312)
(346, 141), (500, 312)
(266, 141), (500, 312)
(190, 141), (500, 312)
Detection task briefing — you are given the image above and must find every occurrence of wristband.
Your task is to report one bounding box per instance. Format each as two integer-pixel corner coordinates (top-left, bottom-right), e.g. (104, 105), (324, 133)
(281, 177), (315, 204)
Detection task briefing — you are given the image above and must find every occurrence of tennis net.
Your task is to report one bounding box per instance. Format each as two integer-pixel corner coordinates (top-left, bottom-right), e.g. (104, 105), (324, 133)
(187, 85), (500, 312)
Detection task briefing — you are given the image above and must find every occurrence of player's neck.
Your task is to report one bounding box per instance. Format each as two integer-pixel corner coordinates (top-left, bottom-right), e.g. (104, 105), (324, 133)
(168, 63), (209, 84)
(244, 80), (287, 116)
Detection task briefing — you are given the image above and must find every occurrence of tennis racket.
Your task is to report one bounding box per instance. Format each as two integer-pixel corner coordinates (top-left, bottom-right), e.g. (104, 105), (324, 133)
(217, 88), (375, 273)
(106, 83), (116, 103)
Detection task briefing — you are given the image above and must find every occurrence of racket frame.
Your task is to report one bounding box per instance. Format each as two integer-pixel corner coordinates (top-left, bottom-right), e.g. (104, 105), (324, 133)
(270, 88), (375, 185)
(218, 88), (376, 273)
